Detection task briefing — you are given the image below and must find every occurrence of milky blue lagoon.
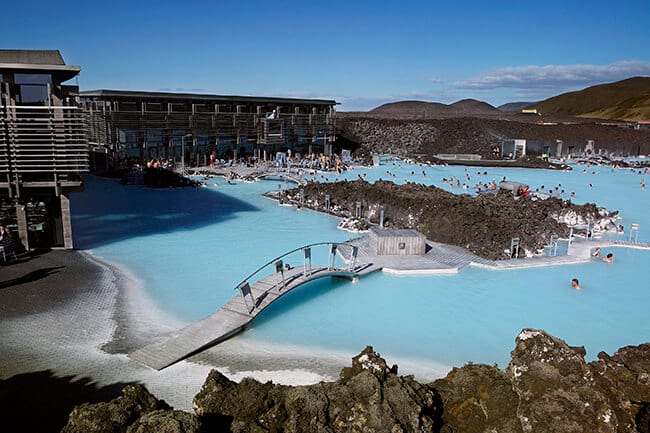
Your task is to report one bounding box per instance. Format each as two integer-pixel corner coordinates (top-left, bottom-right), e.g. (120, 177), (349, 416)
(71, 160), (649, 376)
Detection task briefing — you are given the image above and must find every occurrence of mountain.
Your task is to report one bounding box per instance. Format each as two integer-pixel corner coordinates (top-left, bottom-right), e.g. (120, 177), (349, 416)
(498, 102), (536, 112)
(532, 76), (650, 121)
(370, 99), (499, 117)
(450, 99), (500, 114)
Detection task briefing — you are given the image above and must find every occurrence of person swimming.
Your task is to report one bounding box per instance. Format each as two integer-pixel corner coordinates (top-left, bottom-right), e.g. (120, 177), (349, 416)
(603, 253), (614, 263)
(592, 247), (601, 258)
(571, 278), (582, 290)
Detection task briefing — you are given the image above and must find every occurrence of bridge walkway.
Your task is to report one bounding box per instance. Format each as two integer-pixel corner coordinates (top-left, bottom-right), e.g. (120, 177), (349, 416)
(129, 256), (379, 370)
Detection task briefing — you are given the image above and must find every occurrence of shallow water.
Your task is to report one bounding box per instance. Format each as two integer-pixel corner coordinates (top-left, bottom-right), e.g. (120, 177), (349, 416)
(70, 160), (649, 375)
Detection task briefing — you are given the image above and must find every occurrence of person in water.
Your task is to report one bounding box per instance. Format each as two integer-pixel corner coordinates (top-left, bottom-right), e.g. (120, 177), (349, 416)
(592, 247), (601, 257)
(603, 253), (614, 263)
(571, 278), (582, 290)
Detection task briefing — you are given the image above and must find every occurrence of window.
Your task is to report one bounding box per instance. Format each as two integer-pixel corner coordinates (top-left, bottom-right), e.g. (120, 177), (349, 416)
(14, 73), (52, 84)
(118, 128), (138, 148)
(17, 84), (49, 105)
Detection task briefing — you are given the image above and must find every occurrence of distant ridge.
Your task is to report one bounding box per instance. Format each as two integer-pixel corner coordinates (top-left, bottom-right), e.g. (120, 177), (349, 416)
(498, 102), (536, 112)
(370, 99), (499, 117)
(532, 76), (650, 121)
(450, 99), (500, 114)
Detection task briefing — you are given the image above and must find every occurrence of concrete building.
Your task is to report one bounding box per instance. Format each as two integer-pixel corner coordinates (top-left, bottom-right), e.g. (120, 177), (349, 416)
(0, 50), (88, 250)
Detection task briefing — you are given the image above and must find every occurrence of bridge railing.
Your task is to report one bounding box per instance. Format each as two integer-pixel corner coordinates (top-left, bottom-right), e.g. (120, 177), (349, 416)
(234, 241), (359, 313)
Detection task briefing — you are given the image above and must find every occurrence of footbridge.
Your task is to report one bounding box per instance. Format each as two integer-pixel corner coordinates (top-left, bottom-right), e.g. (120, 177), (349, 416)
(129, 242), (380, 370)
(251, 168), (307, 185)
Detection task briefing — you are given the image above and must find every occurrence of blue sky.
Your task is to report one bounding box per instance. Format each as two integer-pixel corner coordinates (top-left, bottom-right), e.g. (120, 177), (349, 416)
(5, 0), (650, 110)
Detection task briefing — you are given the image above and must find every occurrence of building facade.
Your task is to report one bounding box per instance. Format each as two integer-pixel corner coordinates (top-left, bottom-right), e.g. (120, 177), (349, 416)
(0, 50), (88, 250)
(1, 49), (340, 251)
(81, 90), (337, 167)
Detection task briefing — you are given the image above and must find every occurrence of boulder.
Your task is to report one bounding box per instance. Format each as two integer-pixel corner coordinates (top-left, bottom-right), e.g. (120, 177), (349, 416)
(507, 329), (625, 433)
(433, 363), (522, 433)
(61, 384), (172, 433)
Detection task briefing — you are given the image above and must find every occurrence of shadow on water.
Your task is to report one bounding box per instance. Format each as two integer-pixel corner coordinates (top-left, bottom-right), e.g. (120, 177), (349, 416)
(70, 175), (259, 249)
(251, 276), (351, 327)
(0, 370), (133, 433)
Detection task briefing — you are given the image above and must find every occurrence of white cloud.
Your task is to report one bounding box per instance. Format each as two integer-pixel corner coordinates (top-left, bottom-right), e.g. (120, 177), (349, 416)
(453, 61), (650, 94)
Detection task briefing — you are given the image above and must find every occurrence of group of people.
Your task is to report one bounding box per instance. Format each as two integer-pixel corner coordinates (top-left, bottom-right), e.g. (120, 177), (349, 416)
(592, 247), (614, 263)
(572, 247), (615, 290)
(145, 158), (174, 170)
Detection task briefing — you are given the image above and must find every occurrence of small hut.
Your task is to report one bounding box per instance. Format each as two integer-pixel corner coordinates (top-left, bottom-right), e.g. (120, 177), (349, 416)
(369, 228), (426, 256)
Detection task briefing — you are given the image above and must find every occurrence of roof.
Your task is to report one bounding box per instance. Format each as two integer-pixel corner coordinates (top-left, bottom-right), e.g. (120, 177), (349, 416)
(0, 49), (65, 65)
(0, 49), (80, 82)
(370, 228), (425, 238)
(80, 89), (337, 106)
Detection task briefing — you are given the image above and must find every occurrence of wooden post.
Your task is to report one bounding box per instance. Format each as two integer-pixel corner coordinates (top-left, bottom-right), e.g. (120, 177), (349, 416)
(61, 193), (74, 249)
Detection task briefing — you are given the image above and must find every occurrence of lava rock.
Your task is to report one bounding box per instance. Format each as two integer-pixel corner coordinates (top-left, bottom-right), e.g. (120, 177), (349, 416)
(61, 384), (172, 433)
(433, 363), (522, 433)
(125, 410), (202, 433)
(286, 180), (613, 260)
(508, 329), (623, 433)
(192, 346), (441, 433)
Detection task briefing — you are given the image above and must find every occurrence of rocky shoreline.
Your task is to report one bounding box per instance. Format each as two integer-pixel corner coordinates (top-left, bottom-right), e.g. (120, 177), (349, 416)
(271, 179), (618, 260)
(61, 330), (650, 433)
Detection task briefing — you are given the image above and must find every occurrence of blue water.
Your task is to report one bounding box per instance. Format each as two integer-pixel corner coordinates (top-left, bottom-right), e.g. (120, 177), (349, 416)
(70, 160), (649, 371)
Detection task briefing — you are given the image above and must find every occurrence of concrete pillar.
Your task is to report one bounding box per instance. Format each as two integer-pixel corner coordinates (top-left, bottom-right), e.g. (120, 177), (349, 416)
(61, 193), (74, 249)
(15, 202), (29, 251)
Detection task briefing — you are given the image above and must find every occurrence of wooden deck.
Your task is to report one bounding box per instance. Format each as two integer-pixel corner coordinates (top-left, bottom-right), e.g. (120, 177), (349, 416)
(129, 263), (376, 370)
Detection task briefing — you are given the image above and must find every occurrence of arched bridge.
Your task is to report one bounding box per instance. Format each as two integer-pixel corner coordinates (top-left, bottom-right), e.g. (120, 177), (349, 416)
(252, 169), (307, 185)
(129, 242), (380, 370)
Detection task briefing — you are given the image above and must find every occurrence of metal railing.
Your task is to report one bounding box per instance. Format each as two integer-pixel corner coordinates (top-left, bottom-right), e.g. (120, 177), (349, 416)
(233, 241), (359, 312)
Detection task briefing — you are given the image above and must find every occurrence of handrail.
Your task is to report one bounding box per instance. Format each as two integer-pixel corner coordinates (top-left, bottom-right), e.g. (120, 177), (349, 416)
(233, 241), (353, 291)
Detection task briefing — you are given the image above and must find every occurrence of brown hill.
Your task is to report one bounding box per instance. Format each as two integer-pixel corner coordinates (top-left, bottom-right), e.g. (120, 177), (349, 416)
(532, 76), (650, 121)
(370, 99), (498, 118)
(450, 98), (500, 114)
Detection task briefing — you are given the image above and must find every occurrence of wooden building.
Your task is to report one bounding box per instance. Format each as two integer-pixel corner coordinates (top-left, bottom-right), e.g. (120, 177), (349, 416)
(81, 90), (337, 166)
(369, 228), (426, 256)
(0, 50), (88, 250)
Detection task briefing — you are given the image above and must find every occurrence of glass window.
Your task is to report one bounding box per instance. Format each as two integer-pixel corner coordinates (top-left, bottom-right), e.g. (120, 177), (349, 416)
(14, 73), (52, 84)
(118, 128), (138, 148)
(0, 73), (4, 82)
(146, 130), (163, 147)
(17, 84), (49, 105)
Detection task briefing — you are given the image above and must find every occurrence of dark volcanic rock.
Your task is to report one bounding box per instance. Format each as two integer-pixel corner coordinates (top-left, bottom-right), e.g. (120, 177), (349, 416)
(433, 364), (522, 433)
(508, 329), (626, 433)
(59, 384), (202, 433)
(287, 179), (613, 260)
(125, 410), (202, 433)
(193, 345), (442, 433)
(339, 115), (650, 159)
(62, 335), (650, 433)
